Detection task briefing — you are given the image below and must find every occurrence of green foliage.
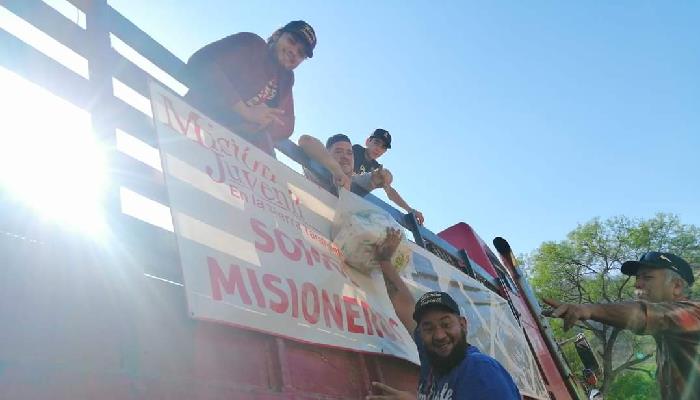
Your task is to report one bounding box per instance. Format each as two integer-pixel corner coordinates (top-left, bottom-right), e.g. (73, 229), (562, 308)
(530, 214), (699, 306)
(527, 213), (700, 396)
(606, 368), (660, 400)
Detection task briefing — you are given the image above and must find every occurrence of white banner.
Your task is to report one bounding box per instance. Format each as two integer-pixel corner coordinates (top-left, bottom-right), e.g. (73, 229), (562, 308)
(150, 82), (418, 364)
(149, 82), (547, 399)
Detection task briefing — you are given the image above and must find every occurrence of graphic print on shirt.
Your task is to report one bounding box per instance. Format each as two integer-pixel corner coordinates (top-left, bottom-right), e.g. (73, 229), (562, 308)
(352, 144), (381, 175)
(417, 381), (454, 400)
(245, 77), (278, 106)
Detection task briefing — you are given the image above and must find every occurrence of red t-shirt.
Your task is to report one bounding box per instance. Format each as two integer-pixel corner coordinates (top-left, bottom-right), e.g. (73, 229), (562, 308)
(185, 32), (295, 155)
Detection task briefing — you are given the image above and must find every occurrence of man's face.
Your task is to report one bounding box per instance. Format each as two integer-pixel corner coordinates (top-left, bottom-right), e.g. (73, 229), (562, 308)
(273, 32), (307, 71)
(365, 137), (387, 160)
(634, 267), (676, 302)
(329, 141), (354, 175)
(418, 308), (468, 372)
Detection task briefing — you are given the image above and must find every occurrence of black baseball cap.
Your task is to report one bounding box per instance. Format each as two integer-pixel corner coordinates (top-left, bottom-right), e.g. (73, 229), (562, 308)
(413, 291), (460, 322)
(621, 251), (695, 285)
(325, 133), (351, 149)
(369, 128), (391, 149)
(281, 20), (316, 58)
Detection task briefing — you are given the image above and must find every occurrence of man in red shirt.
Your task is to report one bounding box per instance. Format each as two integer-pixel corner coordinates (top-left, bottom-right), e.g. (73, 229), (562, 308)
(185, 21), (316, 155)
(544, 252), (699, 400)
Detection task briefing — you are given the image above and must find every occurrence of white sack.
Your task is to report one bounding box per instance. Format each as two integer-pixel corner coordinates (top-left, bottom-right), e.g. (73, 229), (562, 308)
(332, 209), (411, 274)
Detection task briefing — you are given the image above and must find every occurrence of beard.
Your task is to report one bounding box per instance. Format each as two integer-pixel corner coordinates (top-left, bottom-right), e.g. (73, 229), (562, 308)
(425, 329), (468, 376)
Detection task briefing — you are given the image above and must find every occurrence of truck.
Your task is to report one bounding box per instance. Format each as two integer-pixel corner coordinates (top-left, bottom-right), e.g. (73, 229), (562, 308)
(0, 1), (587, 398)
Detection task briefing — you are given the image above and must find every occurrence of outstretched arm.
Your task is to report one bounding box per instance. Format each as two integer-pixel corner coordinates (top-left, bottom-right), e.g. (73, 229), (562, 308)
(375, 228), (416, 333)
(297, 135), (351, 191)
(383, 186), (424, 225)
(544, 298), (700, 335)
(367, 231), (419, 400)
(543, 298), (646, 332)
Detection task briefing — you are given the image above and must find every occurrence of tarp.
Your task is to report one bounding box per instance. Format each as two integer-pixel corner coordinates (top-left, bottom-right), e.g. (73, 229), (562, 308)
(149, 82), (548, 399)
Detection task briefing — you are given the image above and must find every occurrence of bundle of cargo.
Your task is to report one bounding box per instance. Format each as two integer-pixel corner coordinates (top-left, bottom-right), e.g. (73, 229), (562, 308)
(333, 206), (411, 274)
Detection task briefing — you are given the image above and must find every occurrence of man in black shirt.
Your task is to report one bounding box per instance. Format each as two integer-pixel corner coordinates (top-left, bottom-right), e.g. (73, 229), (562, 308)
(352, 129), (425, 225)
(352, 129), (386, 174)
(298, 134), (390, 196)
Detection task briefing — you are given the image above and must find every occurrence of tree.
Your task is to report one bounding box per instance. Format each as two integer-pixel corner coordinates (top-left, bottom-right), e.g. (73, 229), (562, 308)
(606, 367), (660, 400)
(528, 213), (700, 396)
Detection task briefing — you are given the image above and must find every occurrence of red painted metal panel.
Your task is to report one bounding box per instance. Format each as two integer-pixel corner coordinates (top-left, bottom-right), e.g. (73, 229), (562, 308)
(437, 223), (574, 399)
(372, 355), (420, 393)
(438, 222), (500, 278)
(282, 339), (368, 398)
(508, 288), (574, 399)
(0, 228), (419, 399)
(193, 322), (280, 391)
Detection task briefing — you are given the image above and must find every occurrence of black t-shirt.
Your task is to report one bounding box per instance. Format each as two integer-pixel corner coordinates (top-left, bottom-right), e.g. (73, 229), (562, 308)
(352, 144), (382, 174)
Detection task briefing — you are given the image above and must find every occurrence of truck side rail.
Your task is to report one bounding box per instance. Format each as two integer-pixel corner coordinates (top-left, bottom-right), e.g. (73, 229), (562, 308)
(0, 0), (499, 290)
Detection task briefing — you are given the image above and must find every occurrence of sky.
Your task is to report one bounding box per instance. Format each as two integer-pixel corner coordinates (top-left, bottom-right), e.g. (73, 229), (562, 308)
(4, 0), (700, 254)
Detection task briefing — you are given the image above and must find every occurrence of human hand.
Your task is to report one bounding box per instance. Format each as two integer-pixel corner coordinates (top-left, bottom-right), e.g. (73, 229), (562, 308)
(375, 228), (402, 262)
(241, 104), (285, 128)
(366, 382), (416, 400)
(542, 298), (592, 331)
(371, 167), (393, 188)
(411, 209), (424, 225)
(334, 172), (351, 191)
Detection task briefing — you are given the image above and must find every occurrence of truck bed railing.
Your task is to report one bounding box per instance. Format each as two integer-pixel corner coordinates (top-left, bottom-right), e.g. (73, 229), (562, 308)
(0, 0), (499, 291)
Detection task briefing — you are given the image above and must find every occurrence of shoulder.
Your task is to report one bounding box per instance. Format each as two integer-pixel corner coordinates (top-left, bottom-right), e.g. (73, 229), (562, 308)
(216, 32), (266, 47)
(188, 32), (266, 63)
(456, 347), (519, 397)
(644, 300), (700, 315)
(460, 347), (509, 378)
(665, 301), (700, 322)
(352, 144), (365, 153)
(470, 352), (505, 369)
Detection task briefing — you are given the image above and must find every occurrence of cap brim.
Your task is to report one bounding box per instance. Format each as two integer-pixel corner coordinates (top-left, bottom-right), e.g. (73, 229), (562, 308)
(621, 260), (661, 276)
(412, 303), (458, 322)
(622, 259), (696, 285)
(289, 31), (313, 58)
(370, 136), (390, 149)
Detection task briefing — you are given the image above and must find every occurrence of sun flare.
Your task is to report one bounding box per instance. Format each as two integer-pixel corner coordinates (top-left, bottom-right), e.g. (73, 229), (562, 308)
(0, 67), (107, 235)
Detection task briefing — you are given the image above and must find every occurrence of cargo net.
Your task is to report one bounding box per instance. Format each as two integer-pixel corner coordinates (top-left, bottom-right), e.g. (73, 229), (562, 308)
(424, 240), (496, 290)
(406, 244), (550, 400)
(425, 240), (463, 269)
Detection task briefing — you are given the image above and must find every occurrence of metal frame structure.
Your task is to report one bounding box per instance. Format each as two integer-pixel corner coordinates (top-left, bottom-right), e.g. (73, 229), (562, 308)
(0, 1), (551, 398)
(0, 0), (501, 290)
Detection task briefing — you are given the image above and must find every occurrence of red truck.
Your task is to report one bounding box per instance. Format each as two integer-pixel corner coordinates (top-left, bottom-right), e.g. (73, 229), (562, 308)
(0, 1), (586, 398)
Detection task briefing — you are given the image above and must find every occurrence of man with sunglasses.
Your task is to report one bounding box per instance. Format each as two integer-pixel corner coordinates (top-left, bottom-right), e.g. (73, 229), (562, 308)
(352, 129), (425, 225)
(543, 252), (699, 400)
(185, 21), (316, 156)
